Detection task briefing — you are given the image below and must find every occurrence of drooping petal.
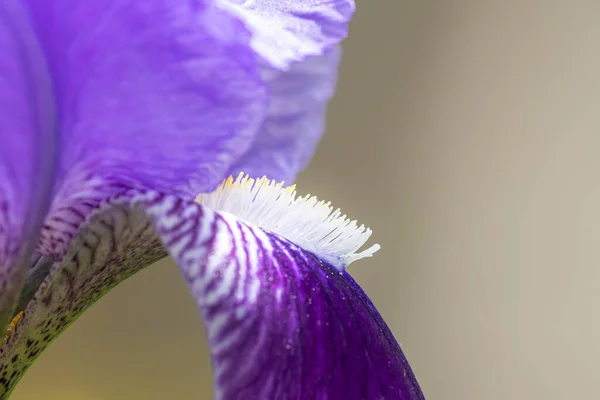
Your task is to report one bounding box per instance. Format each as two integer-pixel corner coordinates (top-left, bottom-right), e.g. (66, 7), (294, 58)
(230, 48), (341, 183)
(0, 193), (166, 397)
(216, 0), (355, 69)
(24, 0), (267, 257)
(0, 191), (423, 399)
(153, 196), (424, 399)
(0, 1), (55, 330)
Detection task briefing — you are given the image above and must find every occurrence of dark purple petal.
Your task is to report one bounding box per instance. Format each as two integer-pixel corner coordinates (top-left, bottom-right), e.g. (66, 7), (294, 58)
(0, 192), (423, 399)
(0, 1), (55, 330)
(23, 0), (267, 256)
(217, 0), (355, 69)
(230, 48), (341, 183)
(149, 196), (424, 400)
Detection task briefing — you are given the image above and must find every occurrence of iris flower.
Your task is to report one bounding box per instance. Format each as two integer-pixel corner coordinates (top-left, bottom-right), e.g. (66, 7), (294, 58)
(0, 0), (424, 399)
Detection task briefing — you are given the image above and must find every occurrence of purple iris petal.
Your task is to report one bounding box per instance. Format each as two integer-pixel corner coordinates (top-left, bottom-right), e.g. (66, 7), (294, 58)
(150, 197), (423, 399)
(230, 47), (341, 183)
(2, 0), (357, 260)
(216, 0), (355, 69)
(0, 192), (423, 399)
(26, 0), (266, 196)
(20, 0), (267, 256)
(0, 1), (55, 329)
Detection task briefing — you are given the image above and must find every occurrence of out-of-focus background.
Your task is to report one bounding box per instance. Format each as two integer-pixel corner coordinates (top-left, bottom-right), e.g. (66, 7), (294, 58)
(13, 2), (600, 399)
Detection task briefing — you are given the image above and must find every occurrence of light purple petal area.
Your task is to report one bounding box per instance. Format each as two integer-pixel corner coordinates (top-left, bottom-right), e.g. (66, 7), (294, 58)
(0, 1), (55, 330)
(23, 0), (267, 256)
(0, 192), (423, 399)
(217, 0), (355, 69)
(230, 47), (341, 183)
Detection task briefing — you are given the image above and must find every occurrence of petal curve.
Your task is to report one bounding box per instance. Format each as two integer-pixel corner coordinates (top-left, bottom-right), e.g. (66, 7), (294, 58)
(25, 0), (267, 256)
(0, 192), (423, 399)
(230, 47), (341, 183)
(217, 0), (355, 69)
(151, 196), (424, 399)
(0, 1), (55, 330)
(0, 195), (166, 397)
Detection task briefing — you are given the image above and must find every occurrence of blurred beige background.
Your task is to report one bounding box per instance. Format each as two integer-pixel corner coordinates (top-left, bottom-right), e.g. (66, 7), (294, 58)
(12, 2), (600, 399)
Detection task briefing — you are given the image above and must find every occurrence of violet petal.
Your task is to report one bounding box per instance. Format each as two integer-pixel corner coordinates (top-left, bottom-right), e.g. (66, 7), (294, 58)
(0, 1), (55, 330)
(22, 0), (267, 256)
(230, 48), (341, 183)
(0, 192), (423, 399)
(150, 195), (424, 399)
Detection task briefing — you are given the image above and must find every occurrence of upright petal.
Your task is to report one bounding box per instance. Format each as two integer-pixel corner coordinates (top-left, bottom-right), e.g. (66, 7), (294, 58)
(230, 48), (341, 183)
(0, 190), (423, 399)
(0, 1), (55, 329)
(24, 0), (267, 256)
(217, 0), (355, 69)
(216, 0), (354, 183)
